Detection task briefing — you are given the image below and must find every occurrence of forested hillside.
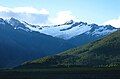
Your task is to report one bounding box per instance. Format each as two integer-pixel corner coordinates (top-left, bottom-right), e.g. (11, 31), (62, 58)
(18, 30), (120, 68)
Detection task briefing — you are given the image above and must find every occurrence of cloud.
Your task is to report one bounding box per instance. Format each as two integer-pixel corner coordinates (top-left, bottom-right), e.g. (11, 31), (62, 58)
(103, 17), (120, 28)
(0, 6), (49, 14)
(0, 6), (10, 12)
(0, 6), (76, 25)
(0, 6), (49, 25)
(13, 7), (49, 14)
(49, 11), (76, 24)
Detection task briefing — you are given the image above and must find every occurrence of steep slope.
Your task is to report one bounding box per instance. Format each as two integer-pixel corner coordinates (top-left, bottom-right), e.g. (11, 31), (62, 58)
(68, 24), (117, 46)
(19, 30), (120, 68)
(0, 18), (74, 68)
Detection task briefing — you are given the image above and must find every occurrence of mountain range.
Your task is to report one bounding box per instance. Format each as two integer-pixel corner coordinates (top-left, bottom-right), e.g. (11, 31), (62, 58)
(8, 18), (118, 46)
(0, 18), (74, 68)
(0, 17), (118, 68)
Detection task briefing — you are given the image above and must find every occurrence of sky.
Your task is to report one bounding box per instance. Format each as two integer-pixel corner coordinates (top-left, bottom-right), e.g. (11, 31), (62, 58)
(0, 0), (120, 28)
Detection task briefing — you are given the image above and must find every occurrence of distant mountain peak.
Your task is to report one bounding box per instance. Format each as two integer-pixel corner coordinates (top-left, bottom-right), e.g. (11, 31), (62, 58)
(0, 18), (6, 25)
(64, 20), (74, 25)
(6, 17), (30, 31)
(8, 17), (21, 26)
(0, 18), (4, 21)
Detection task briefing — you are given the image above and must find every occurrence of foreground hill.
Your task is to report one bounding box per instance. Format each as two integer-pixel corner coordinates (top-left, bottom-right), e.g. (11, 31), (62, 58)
(19, 30), (120, 68)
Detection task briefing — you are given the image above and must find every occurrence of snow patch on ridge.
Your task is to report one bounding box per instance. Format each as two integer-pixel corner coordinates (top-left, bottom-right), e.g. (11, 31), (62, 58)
(92, 28), (117, 36)
(6, 18), (118, 40)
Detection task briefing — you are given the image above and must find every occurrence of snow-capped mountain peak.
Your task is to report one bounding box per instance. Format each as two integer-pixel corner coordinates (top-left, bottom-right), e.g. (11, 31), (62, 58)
(6, 18), (30, 31)
(64, 20), (74, 25)
(0, 18), (6, 25)
(5, 18), (118, 40)
(8, 17), (21, 26)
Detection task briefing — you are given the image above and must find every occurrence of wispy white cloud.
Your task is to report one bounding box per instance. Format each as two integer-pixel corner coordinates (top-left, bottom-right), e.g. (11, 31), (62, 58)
(13, 7), (49, 14)
(49, 11), (76, 25)
(0, 6), (49, 14)
(0, 6), (49, 25)
(0, 6), (10, 12)
(103, 17), (120, 28)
